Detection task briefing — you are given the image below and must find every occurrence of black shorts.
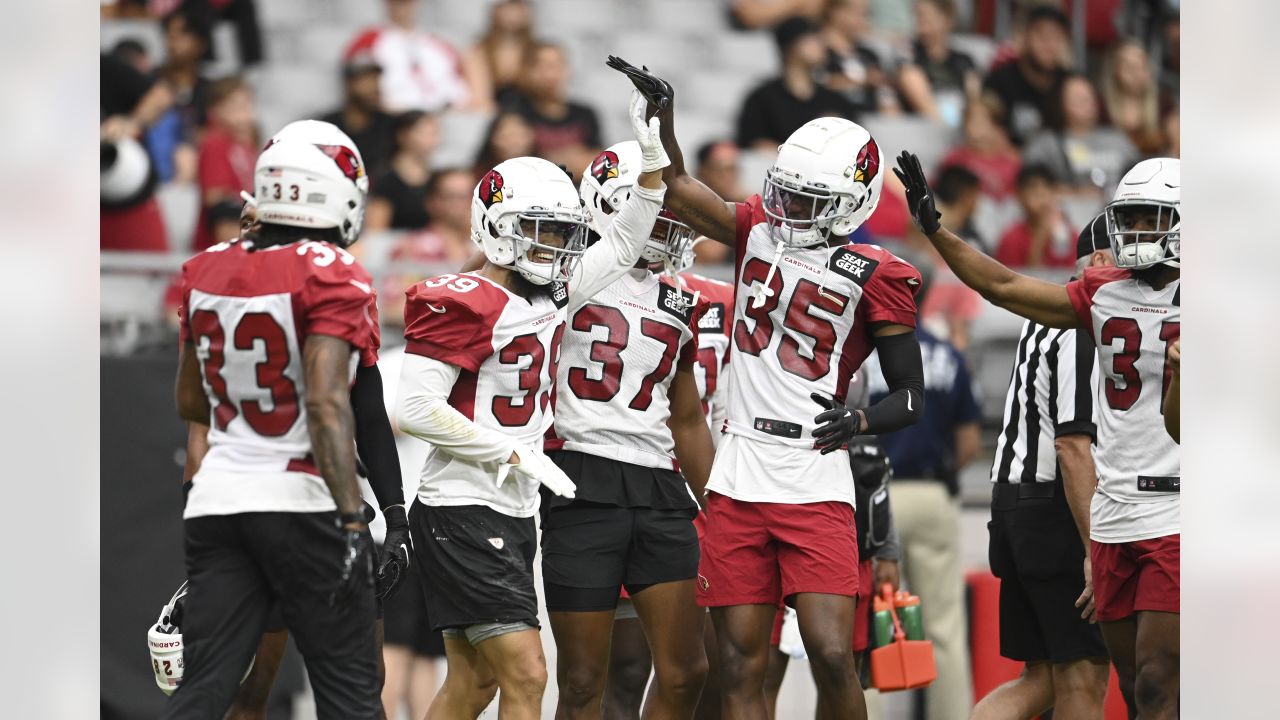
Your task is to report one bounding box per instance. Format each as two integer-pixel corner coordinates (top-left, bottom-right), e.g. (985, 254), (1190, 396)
(408, 500), (539, 632)
(381, 553), (446, 657)
(541, 454), (700, 612)
(988, 483), (1107, 664)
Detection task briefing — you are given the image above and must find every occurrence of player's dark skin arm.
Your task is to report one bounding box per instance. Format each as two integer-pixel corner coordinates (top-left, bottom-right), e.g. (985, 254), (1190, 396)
(894, 151), (1079, 328)
(667, 358), (715, 508)
(176, 340), (212, 425)
(1056, 432), (1098, 622)
(1164, 339), (1180, 443)
(652, 102), (738, 245)
(303, 335), (366, 528)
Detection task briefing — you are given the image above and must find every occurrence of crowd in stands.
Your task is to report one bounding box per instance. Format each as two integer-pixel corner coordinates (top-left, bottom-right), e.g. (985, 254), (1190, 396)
(102, 0), (1179, 336)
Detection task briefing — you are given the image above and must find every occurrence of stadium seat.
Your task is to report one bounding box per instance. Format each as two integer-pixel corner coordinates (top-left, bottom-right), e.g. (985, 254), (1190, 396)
(860, 114), (957, 180)
(737, 148), (778, 190)
(295, 25), (356, 71)
(968, 303), (1027, 423)
(154, 181), (201, 255)
(536, 0), (634, 34)
(671, 111), (735, 162)
(253, 64), (341, 126)
(434, 110), (495, 168)
(645, 0), (730, 35)
(100, 20), (166, 64)
(707, 32), (779, 77)
(257, 0), (327, 31)
(681, 69), (768, 119)
(950, 33), (999, 74)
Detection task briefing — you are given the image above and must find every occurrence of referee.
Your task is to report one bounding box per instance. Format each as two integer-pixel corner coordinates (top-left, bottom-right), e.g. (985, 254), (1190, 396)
(971, 216), (1112, 720)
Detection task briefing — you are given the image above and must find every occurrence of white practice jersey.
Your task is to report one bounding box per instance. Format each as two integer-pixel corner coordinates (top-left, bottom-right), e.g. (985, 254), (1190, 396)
(707, 195), (922, 505)
(680, 272), (735, 434)
(1067, 266), (1180, 542)
(549, 269), (703, 468)
(398, 181), (666, 516)
(178, 240), (380, 518)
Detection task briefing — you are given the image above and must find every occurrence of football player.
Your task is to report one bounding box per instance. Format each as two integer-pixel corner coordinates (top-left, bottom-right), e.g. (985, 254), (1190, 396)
(540, 140), (715, 719)
(168, 122), (414, 720)
(893, 153), (1181, 717)
(393, 90), (669, 720)
(601, 247), (733, 720)
(610, 58), (926, 720)
(165, 130), (383, 718)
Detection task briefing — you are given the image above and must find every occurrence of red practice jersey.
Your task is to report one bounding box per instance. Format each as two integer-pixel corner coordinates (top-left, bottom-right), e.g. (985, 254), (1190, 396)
(178, 239), (379, 517)
(1067, 266), (1180, 542)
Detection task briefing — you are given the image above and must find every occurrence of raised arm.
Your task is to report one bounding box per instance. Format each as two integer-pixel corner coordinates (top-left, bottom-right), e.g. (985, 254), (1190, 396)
(607, 56), (738, 245)
(567, 90), (668, 309)
(894, 151), (1078, 328)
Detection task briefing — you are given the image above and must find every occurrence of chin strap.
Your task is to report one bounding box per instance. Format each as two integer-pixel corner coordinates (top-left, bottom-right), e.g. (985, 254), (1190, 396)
(752, 240), (787, 309)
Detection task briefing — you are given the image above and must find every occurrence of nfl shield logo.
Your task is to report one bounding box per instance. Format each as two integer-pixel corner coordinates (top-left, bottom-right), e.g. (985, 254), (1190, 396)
(488, 538), (505, 550)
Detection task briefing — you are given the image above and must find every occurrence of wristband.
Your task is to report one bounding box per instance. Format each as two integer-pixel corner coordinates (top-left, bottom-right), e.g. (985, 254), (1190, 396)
(382, 504), (409, 527)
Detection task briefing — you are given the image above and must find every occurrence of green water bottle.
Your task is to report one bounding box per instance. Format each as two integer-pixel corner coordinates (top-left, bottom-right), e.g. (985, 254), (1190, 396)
(873, 605), (895, 647)
(896, 593), (925, 641)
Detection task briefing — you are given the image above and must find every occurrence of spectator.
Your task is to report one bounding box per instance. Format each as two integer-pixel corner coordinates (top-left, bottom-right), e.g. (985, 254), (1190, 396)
(365, 111), (440, 233)
(1162, 108), (1179, 158)
(1023, 74), (1138, 200)
(864, 268), (983, 720)
(463, 0), (535, 111)
(1158, 14), (1179, 111)
(194, 77), (259, 250)
(110, 38), (153, 75)
(101, 53), (173, 252)
(1100, 39), (1164, 155)
(908, 0), (980, 127)
(736, 17), (857, 151)
(994, 164), (1076, 269)
(381, 168), (478, 324)
(686, 140), (748, 265)
(205, 198), (246, 246)
(510, 41), (602, 172)
(473, 111), (537, 176)
(729, 0), (825, 29)
(940, 101), (1021, 201)
(320, 51), (397, 179)
(147, 4), (214, 183)
(819, 0), (901, 116)
(981, 5), (1071, 146)
(344, 0), (474, 113)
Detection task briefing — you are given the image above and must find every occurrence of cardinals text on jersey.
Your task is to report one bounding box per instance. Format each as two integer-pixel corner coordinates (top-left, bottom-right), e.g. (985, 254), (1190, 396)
(178, 239), (379, 517)
(1068, 267), (1180, 542)
(403, 272), (568, 517)
(548, 270), (704, 469)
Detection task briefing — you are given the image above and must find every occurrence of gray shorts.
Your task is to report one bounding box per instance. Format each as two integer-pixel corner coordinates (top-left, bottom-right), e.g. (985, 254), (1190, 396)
(614, 598), (639, 621)
(441, 620), (539, 647)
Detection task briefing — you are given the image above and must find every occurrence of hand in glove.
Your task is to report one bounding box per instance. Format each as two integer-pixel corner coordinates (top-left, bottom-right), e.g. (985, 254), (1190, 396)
(892, 151), (941, 236)
(329, 525), (374, 610)
(811, 393), (865, 455)
(605, 55), (674, 111)
(629, 89), (670, 173)
(497, 445), (577, 499)
(375, 505), (412, 602)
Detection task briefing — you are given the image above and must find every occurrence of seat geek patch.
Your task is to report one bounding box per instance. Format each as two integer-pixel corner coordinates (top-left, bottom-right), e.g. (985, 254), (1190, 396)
(828, 248), (879, 287)
(699, 303), (726, 333)
(657, 283), (695, 322)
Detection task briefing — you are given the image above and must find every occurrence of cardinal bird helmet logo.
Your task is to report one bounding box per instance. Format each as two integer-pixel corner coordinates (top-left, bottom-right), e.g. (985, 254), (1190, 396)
(479, 169), (505, 208)
(590, 150), (620, 185)
(853, 138), (880, 186)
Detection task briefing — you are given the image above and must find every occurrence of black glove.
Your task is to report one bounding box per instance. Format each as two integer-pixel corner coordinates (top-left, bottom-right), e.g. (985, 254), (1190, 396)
(330, 526), (374, 610)
(605, 55), (674, 110)
(811, 392), (864, 455)
(892, 151), (941, 236)
(376, 505), (412, 602)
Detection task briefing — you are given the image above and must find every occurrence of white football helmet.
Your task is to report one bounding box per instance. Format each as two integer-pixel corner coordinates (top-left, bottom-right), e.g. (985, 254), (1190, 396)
(256, 121), (368, 247)
(580, 141), (694, 273)
(763, 117), (884, 248)
(472, 156), (590, 286)
(1105, 157), (1180, 269)
(147, 581), (254, 696)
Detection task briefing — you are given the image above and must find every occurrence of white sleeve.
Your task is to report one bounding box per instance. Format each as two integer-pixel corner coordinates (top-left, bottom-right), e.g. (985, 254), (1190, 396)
(394, 353), (517, 464)
(567, 182), (666, 311)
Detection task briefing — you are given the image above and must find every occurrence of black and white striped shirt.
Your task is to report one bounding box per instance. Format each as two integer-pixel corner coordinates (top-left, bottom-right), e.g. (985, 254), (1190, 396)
(989, 319), (1097, 484)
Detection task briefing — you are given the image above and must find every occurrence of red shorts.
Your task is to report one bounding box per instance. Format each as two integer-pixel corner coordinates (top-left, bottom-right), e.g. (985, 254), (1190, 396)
(769, 558), (873, 652)
(698, 492), (859, 607)
(1090, 534), (1180, 622)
